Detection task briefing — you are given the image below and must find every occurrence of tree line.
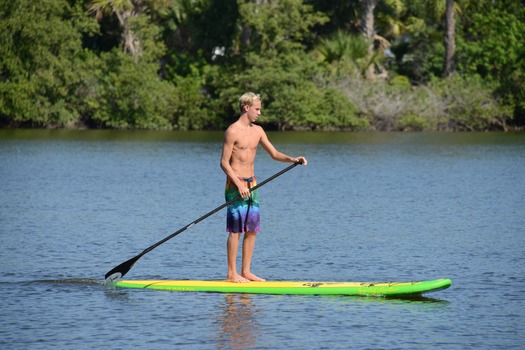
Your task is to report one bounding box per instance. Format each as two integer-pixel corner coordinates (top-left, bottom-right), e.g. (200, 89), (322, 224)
(1, 0), (523, 131)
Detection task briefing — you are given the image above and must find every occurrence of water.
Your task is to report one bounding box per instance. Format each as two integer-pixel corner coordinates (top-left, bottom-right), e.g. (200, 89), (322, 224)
(1, 130), (524, 349)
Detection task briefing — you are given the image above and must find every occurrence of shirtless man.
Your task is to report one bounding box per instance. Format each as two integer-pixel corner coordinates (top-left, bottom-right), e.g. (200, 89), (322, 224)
(220, 92), (307, 283)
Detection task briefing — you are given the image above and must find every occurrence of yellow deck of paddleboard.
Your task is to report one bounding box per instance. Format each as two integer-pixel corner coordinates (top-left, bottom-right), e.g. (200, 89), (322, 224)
(114, 278), (451, 297)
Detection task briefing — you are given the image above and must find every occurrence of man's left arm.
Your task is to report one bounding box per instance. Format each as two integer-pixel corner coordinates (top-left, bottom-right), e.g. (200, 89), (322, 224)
(259, 128), (307, 165)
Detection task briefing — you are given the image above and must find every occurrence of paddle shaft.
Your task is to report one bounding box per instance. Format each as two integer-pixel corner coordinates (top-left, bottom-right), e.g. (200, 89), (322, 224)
(105, 162), (301, 281)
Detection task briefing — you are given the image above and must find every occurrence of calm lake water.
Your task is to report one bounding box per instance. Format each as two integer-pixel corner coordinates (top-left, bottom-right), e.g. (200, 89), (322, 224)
(1, 130), (524, 349)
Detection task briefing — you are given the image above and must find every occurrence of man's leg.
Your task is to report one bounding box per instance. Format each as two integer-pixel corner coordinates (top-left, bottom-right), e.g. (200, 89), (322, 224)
(241, 232), (265, 281)
(227, 232), (249, 283)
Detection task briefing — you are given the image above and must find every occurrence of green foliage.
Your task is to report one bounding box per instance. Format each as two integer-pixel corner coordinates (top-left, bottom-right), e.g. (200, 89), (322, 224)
(321, 88), (366, 130)
(316, 31), (370, 77)
(170, 64), (219, 130)
(239, 0), (328, 54)
(215, 49), (365, 130)
(390, 17), (444, 83)
(210, 0), (366, 130)
(79, 50), (175, 129)
(454, 3), (525, 126)
(389, 75), (411, 87)
(338, 77), (436, 131)
(0, 0), (96, 127)
(307, 0), (359, 37)
(498, 69), (525, 126)
(397, 114), (430, 132)
(0, 0), (523, 130)
(157, 0), (238, 62)
(457, 8), (524, 80)
(128, 13), (167, 62)
(337, 73), (511, 131)
(429, 74), (512, 131)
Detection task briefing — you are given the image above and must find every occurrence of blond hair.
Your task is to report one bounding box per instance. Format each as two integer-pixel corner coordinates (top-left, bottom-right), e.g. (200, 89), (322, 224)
(239, 92), (261, 113)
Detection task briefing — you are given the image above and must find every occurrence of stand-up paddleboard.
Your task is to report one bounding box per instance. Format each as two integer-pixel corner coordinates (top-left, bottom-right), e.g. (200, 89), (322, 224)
(113, 278), (451, 297)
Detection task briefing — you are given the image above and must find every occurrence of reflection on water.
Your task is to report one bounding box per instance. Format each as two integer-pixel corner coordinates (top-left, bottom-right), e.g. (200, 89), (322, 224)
(215, 294), (258, 350)
(384, 294), (450, 303)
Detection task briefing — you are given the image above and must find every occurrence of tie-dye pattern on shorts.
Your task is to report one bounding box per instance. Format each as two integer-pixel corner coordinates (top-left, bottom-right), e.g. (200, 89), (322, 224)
(225, 176), (260, 233)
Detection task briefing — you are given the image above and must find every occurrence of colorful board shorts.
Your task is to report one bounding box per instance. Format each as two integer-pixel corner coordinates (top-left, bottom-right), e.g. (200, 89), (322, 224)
(225, 176), (260, 233)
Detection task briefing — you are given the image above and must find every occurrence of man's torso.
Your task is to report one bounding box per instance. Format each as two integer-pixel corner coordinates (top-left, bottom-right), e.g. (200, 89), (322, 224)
(229, 123), (262, 177)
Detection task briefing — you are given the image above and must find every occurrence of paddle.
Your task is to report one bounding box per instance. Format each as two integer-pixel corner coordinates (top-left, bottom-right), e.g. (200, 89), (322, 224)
(105, 162), (301, 282)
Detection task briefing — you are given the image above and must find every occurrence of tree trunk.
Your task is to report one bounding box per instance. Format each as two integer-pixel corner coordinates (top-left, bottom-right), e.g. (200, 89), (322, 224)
(444, 0), (456, 77)
(114, 9), (141, 58)
(240, 25), (252, 49)
(89, 1), (142, 59)
(360, 0), (378, 80)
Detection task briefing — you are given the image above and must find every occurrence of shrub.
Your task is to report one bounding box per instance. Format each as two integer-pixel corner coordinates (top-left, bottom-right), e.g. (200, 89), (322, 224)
(335, 74), (511, 131)
(429, 74), (512, 131)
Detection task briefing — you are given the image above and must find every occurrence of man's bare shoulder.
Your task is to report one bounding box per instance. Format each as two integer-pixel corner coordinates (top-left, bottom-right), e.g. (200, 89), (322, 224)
(254, 123), (269, 139)
(224, 122), (241, 140)
(225, 122), (264, 136)
(252, 123), (264, 132)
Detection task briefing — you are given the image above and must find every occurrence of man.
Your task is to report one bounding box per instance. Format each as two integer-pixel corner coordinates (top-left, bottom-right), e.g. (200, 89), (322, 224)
(220, 92), (307, 283)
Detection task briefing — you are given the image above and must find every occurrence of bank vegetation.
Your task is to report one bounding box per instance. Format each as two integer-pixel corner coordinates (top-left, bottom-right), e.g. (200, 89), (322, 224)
(1, 0), (523, 131)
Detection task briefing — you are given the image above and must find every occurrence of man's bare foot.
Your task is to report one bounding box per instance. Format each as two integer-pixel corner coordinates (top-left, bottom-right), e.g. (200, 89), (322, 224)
(227, 273), (250, 283)
(242, 272), (265, 282)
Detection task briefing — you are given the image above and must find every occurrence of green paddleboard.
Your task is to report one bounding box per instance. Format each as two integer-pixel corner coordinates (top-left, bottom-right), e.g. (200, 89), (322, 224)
(114, 278), (452, 297)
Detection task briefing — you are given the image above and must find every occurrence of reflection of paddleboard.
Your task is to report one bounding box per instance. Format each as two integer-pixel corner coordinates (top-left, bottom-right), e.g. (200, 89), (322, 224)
(114, 278), (451, 297)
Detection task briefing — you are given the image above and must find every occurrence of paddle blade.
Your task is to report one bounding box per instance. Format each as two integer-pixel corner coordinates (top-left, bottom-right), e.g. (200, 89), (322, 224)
(104, 255), (141, 282)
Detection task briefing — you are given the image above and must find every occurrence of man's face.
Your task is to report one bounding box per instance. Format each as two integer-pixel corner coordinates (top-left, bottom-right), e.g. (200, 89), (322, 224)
(246, 100), (261, 123)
